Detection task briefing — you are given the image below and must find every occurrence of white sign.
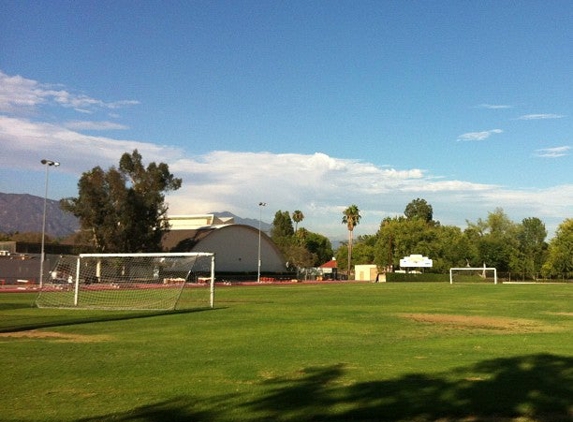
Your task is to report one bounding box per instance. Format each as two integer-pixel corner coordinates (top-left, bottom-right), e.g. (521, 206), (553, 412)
(400, 254), (433, 268)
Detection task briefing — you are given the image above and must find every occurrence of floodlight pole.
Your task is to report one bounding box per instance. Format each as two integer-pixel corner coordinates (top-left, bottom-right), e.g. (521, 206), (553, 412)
(39, 159), (60, 289)
(257, 202), (266, 282)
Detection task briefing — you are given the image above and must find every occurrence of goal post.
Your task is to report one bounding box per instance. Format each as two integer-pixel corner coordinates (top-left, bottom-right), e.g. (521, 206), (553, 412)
(449, 267), (498, 284)
(36, 252), (215, 311)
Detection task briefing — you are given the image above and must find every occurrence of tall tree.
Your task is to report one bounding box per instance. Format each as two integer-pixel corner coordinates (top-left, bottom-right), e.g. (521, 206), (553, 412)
(271, 210), (315, 270)
(512, 217), (547, 280)
(61, 150), (181, 253)
(342, 204), (361, 277)
(292, 210), (305, 232)
(542, 218), (573, 279)
(271, 210), (294, 241)
(350, 235), (377, 265)
(374, 216), (471, 273)
(404, 198), (433, 223)
(303, 231), (333, 266)
(465, 208), (518, 272)
(374, 216), (438, 271)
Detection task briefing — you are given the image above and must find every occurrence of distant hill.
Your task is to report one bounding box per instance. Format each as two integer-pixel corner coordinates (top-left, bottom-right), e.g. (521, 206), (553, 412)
(0, 193), (271, 238)
(0, 193), (79, 238)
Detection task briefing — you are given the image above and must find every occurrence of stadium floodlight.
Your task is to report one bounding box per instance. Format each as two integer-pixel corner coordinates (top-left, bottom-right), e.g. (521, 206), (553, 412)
(257, 202), (266, 283)
(39, 159), (60, 289)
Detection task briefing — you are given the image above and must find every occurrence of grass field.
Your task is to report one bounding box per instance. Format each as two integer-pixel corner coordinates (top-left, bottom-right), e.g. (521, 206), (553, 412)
(1, 282), (572, 422)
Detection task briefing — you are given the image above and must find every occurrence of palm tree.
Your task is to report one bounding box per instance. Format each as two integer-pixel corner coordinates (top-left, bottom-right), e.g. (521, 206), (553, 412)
(292, 210), (304, 232)
(342, 204), (361, 278)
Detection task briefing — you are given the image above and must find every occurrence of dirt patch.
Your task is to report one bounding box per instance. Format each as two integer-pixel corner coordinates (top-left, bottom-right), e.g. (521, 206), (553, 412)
(398, 313), (553, 333)
(0, 330), (111, 342)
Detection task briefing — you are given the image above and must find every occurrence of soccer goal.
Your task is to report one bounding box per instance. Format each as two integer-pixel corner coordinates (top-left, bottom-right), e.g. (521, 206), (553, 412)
(36, 252), (215, 311)
(449, 266), (498, 284)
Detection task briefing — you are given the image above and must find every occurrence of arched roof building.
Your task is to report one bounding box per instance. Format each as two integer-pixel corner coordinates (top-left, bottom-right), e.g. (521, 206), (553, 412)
(162, 216), (287, 275)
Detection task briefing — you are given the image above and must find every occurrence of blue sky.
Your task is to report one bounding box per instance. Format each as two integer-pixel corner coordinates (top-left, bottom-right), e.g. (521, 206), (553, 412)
(1, 1), (572, 239)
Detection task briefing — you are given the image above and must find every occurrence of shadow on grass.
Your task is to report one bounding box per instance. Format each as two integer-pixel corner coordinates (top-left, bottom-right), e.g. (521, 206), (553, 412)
(72, 354), (572, 422)
(77, 395), (231, 422)
(0, 306), (225, 333)
(246, 353), (572, 421)
(0, 301), (36, 311)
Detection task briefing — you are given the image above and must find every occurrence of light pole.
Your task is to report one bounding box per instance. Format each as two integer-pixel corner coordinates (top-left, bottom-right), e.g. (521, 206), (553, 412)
(39, 159), (60, 288)
(257, 202), (266, 282)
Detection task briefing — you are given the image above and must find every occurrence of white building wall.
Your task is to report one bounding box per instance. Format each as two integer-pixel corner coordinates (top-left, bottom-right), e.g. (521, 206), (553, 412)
(354, 264), (378, 281)
(190, 226), (286, 273)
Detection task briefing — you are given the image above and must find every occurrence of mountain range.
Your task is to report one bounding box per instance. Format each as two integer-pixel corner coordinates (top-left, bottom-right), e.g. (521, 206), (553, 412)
(0, 192), (270, 238)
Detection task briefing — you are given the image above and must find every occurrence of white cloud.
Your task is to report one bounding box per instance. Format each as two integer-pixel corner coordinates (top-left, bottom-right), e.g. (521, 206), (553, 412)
(477, 104), (512, 109)
(534, 146), (570, 158)
(0, 115), (181, 173)
(517, 113), (565, 120)
(1, 113), (572, 239)
(64, 121), (129, 131)
(1, 69), (572, 240)
(0, 70), (139, 114)
(457, 129), (503, 142)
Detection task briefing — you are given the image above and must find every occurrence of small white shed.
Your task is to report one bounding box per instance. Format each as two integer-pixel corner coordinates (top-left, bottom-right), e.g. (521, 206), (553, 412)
(354, 264), (378, 281)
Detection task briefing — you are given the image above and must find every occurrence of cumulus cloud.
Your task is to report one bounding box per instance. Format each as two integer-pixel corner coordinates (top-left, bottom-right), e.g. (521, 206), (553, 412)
(517, 113), (565, 120)
(2, 69), (573, 239)
(457, 129), (503, 142)
(1, 112), (573, 238)
(534, 146), (570, 158)
(0, 111), (497, 236)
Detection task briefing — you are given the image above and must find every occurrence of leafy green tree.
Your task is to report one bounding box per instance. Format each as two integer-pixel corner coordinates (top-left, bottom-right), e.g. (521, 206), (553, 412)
(282, 242), (316, 270)
(303, 231), (333, 266)
(374, 216), (437, 271)
(404, 198), (433, 223)
(270, 210), (301, 267)
(374, 215), (470, 273)
(512, 217), (547, 280)
(374, 217), (398, 271)
(271, 212), (332, 269)
(351, 235), (377, 265)
(477, 237), (512, 272)
(61, 150), (181, 253)
(335, 235), (376, 274)
(465, 208), (518, 272)
(542, 218), (573, 279)
(292, 210), (304, 232)
(334, 243), (348, 273)
(342, 204), (361, 276)
(271, 210), (294, 242)
(432, 225), (471, 273)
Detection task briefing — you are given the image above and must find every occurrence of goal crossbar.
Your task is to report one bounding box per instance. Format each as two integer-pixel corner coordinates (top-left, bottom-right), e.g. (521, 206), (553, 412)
(78, 252), (215, 258)
(449, 267), (498, 284)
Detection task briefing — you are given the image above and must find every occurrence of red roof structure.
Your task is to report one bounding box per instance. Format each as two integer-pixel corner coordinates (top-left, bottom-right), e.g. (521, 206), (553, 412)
(320, 259), (337, 269)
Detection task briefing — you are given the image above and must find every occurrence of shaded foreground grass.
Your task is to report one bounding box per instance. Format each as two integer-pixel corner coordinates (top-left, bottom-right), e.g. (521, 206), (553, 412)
(1, 282), (572, 421)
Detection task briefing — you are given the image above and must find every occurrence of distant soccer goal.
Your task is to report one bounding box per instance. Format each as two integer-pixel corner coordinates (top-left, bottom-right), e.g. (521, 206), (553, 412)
(36, 252), (215, 311)
(449, 267), (498, 284)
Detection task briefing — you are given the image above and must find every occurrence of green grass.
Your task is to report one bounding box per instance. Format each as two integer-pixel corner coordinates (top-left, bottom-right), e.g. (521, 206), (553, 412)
(1, 282), (572, 421)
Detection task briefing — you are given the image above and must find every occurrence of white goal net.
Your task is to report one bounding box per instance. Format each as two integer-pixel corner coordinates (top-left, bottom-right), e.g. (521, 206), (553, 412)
(449, 267), (498, 284)
(36, 252), (215, 310)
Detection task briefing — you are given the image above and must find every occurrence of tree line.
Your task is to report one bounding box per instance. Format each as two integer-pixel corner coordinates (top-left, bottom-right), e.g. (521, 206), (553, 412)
(269, 197), (573, 280)
(332, 199), (573, 280)
(2, 151), (572, 280)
